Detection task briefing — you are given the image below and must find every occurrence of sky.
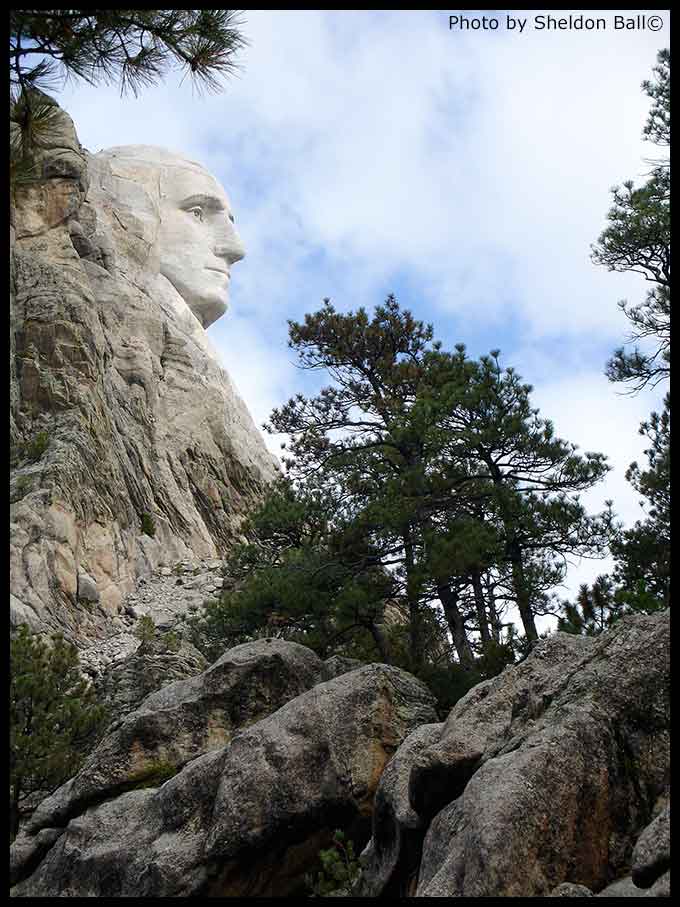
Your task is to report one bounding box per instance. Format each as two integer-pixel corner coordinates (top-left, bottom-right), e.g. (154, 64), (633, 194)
(49, 10), (670, 619)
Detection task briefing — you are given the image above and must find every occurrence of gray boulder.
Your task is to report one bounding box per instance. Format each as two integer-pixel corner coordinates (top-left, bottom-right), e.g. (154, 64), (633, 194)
(77, 570), (100, 604)
(632, 801), (670, 889)
(550, 883), (595, 896)
(11, 660), (437, 896)
(95, 634), (208, 717)
(20, 639), (325, 841)
(358, 611), (669, 898)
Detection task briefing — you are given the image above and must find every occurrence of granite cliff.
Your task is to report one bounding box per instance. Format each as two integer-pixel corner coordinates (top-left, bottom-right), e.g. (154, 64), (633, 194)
(10, 97), (278, 641)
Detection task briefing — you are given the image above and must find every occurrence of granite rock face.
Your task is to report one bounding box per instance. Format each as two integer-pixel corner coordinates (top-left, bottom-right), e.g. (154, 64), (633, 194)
(94, 634), (208, 718)
(358, 611), (670, 898)
(10, 650), (437, 897)
(23, 638), (327, 833)
(631, 801), (670, 890)
(10, 99), (278, 641)
(548, 801), (671, 897)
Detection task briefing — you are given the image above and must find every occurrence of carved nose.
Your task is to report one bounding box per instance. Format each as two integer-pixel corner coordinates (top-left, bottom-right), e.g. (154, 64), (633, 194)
(214, 224), (245, 265)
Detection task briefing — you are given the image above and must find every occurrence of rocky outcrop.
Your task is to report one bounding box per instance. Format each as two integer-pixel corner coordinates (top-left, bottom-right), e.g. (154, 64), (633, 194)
(94, 634), (208, 718)
(631, 800), (670, 890)
(10, 647), (437, 897)
(549, 800), (671, 897)
(10, 614), (669, 898)
(358, 611), (670, 898)
(24, 638), (327, 831)
(10, 98), (278, 641)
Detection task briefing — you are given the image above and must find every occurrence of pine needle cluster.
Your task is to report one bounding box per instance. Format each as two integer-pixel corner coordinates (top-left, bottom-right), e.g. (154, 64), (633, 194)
(10, 10), (247, 188)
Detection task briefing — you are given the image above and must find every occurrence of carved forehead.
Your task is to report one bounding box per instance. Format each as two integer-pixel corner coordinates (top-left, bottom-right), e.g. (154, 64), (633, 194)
(103, 144), (206, 171)
(102, 144), (228, 204)
(160, 166), (226, 207)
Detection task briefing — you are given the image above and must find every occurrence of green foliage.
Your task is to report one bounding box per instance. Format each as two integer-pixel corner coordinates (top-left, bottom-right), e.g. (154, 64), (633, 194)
(10, 89), (64, 188)
(611, 393), (670, 610)
(580, 49), (671, 641)
(10, 10), (247, 98)
(184, 478), (395, 664)
(558, 577), (620, 636)
(161, 630), (182, 653)
(560, 392), (669, 633)
(10, 11), (247, 190)
(18, 431), (50, 463)
(10, 624), (107, 840)
(592, 49), (670, 394)
(417, 661), (484, 717)
(134, 614), (156, 644)
(306, 829), (361, 897)
(188, 297), (610, 685)
(642, 48), (670, 149)
(140, 512), (156, 537)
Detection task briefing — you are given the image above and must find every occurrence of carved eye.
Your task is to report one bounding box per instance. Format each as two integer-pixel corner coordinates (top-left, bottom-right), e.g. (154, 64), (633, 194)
(189, 206), (203, 222)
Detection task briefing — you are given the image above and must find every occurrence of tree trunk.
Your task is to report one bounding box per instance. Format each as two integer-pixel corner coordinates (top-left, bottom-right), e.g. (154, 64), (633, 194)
(471, 569), (492, 646)
(508, 540), (538, 644)
(367, 621), (390, 662)
(10, 783), (21, 843)
(403, 528), (424, 670)
(487, 585), (503, 643)
(438, 583), (475, 668)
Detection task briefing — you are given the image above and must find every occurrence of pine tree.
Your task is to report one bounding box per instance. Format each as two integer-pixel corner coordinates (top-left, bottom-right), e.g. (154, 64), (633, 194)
(427, 347), (611, 644)
(557, 576), (621, 636)
(266, 297), (442, 670)
(10, 625), (107, 841)
(267, 298), (610, 658)
(610, 393), (670, 610)
(592, 49), (670, 394)
(10, 10), (247, 186)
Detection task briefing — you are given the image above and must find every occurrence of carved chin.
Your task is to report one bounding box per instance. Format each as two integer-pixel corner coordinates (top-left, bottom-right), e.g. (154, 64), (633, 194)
(189, 297), (228, 329)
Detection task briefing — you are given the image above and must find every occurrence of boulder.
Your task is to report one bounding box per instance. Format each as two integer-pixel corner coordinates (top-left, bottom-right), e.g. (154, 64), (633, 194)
(95, 634), (208, 717)
(550, 883), (595, 896)
(77, 570), (100, 604)
(631, 801), (670, 889)
(359, 723), (443, 897)
(20, 639), (326, 840)
(357, 611), (670, 898)
(11, 660), (437, 896)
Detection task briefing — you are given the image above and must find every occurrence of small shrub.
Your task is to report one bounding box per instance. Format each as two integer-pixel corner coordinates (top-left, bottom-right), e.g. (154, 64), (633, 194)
(306, 829), (361, 897)
(162, 630), (181, 653)
(140, 512), (156, 537)
(10, 625), (107, 840)
(26, 431), (50, 462)
(134, 615), (156, 644)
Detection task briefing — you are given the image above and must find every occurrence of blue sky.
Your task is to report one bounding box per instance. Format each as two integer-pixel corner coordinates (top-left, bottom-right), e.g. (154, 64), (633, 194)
(50, 10), (670, 614)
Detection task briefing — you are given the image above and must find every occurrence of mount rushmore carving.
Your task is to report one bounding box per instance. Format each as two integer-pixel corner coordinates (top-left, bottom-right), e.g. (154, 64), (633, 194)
(10, 98), (278, 641)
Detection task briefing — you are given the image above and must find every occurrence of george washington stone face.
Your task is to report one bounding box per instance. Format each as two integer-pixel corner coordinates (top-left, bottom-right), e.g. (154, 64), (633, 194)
(103, 145), (245, 328)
